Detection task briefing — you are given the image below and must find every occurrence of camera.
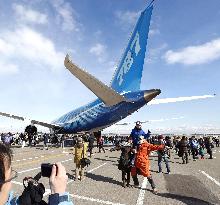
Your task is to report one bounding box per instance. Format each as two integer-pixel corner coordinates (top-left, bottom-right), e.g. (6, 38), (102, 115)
(41, 163), (56, 178)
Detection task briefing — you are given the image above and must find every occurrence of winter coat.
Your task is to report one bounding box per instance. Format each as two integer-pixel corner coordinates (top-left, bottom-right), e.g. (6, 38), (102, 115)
(74, 143), (88, 165)
(130, 128), (146, 147)
(135, 141), (164, 177)
(178, 140), (188, 153)
(118, 147), (134, 172)
(205, 140), (214, 150)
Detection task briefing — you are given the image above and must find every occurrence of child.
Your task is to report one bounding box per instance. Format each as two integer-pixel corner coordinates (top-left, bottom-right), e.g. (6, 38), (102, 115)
(199, 144), (205, 159)
(118, 142), (134, 188)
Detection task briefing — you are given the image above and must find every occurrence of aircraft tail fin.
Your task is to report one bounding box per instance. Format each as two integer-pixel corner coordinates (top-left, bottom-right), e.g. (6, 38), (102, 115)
(110, 3), (153, 93)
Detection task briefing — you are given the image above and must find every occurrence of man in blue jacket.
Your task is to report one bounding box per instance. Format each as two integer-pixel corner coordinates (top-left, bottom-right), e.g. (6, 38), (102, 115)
(130, 121), (150, 149)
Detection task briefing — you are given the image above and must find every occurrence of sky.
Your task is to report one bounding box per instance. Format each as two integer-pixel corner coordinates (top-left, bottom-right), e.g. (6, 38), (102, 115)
(0, 0), (220, 134)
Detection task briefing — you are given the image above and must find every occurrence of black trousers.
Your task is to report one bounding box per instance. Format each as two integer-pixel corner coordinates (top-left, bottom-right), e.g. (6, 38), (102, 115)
(98, 144), (105, 153)
(122, 169), (131, 185)
(88, 146), (93, 157)
(192, 148), (198, 159)
(207, 149), (213, 159)
(182, 151), (188, 164)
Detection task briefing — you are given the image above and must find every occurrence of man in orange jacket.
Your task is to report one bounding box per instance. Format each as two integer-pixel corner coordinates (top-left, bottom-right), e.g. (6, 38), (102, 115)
(131, 136), (164, 194)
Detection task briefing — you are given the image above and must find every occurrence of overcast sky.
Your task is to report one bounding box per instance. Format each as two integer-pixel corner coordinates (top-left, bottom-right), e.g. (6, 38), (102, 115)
(0, 0), (220, 134)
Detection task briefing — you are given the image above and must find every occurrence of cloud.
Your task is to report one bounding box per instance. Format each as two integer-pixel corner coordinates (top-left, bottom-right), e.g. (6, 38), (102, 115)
(50, 0), (80, 32)
(0, 61), (19, 75)
(145, 43), (167, 64)
(104, 123), (220, 134)
(12, 3), (48, 25)
(149, 29), (160, 37)
(115, 10), (139, 30)
(164, 38), (220, 65)
(0, 39), (14, 56)
(0, 26), (65, 72)
(89, 43), (106, 62)
(152, 124), (220, 134)
(89, 43), (105, 56)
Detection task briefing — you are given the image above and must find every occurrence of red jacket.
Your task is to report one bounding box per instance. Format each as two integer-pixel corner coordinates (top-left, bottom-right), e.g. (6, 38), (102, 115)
(135, 141), (164, 177)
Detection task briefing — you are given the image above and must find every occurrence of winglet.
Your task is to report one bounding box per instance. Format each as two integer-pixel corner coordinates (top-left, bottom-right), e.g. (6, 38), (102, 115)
(64, 54), (127, 106)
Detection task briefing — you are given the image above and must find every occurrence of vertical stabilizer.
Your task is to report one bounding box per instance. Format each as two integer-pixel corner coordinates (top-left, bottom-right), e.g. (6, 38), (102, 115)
(111, 3), (153, 93)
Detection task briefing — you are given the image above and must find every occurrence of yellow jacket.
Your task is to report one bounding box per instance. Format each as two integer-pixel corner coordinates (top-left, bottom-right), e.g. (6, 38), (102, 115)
(74, 142), (88, 164)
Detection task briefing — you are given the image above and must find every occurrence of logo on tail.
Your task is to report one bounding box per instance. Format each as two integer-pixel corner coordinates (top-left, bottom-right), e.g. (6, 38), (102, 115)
(117, 32), (141, 85)
(111, 4), (153, 93)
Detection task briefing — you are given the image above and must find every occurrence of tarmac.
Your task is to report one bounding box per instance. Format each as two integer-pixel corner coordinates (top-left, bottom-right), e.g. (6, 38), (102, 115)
(10, 143), (220, 205)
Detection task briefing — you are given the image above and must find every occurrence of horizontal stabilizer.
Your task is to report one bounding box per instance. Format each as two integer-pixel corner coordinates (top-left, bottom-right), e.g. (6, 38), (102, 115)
(148, 94), (215, 105)
(0, 111), (24, 121)
(64, 55), (126, 106)
(0, 111), (59, 129)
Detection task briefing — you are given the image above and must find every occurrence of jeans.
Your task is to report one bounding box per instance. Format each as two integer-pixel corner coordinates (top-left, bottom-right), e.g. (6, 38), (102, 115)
(182, 151), (188, 164)
(158, 155), (170, 173)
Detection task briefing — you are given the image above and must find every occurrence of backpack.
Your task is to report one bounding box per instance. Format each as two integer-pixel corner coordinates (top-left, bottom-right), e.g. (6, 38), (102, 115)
(18, 179), (47, 205)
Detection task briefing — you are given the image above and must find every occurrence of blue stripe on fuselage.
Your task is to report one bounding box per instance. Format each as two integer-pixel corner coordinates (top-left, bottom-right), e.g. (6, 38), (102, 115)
(53, 90), (149, 133)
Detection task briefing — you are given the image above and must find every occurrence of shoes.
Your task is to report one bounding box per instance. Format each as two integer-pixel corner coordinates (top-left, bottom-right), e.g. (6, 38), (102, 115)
(167, 172), (170, 174)
(152, 188), (158, 194)
(134, 184), (140, 188)
(78, 176), (85, 181)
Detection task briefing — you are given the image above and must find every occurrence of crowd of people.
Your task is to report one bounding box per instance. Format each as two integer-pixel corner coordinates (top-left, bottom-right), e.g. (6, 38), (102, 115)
(117, 122), (219, 193)
(0, 122), (219, 205)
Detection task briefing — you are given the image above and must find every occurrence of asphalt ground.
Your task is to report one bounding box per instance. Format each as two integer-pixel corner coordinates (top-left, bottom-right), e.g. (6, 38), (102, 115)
(10, 144), (220, 205)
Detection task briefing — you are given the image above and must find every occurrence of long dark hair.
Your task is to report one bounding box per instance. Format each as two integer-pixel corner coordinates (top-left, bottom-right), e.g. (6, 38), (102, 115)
(0, 143), (13, 190)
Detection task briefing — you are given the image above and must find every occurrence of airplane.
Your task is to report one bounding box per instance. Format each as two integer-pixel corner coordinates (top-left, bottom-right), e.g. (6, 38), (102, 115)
(0, 2), (215, 134)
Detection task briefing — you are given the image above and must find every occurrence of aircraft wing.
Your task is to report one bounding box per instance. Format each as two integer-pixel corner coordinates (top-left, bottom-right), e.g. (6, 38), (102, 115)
(64, 54), (127, 106)
(148, 94), (215, 105)
(0, 111), (59, 129)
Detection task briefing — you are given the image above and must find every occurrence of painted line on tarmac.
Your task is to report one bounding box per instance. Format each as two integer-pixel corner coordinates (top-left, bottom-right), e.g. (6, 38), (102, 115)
(18, 167), (41, 174)
(67, 163), (107, 184)
(13, 153), (67, 167)
(12, 150), (64, 162)
(199, 170), (220, 187)
(18, 159), (73, 174)
(69, 194), (126, 205)
(87, 163), (107, 173)
(136, 177), (148, 205)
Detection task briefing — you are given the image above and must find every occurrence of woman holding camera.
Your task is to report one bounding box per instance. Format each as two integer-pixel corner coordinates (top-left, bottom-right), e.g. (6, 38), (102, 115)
(0, 143), (74, 205)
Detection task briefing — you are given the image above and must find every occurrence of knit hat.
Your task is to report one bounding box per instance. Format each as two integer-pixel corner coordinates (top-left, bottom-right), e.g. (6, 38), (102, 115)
(76, 137), (83, 143)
